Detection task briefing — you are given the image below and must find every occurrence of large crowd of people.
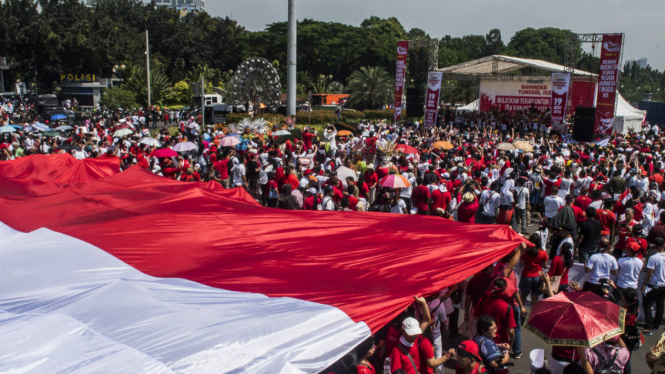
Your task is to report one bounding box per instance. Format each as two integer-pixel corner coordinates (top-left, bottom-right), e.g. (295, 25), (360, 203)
(4, 93), (665, 374)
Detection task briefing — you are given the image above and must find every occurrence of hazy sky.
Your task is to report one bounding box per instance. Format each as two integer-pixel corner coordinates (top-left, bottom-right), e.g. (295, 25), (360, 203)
(208, 0), (665, 71)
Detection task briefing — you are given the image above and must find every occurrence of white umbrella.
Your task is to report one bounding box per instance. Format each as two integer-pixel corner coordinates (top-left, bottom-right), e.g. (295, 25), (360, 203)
(112, 128), (133, 138)
(0, 125), (15, 133)
(173, 142), (198, 152)
(272, 130), (291, 136)
(55, 125), (73, 132)
(33, 123), (49, 132)
(139, 137), (162, 147)
(336, 166), (357, 189)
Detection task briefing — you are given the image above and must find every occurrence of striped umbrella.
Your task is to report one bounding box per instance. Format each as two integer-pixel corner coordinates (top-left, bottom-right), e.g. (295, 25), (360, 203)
(379, 175), (411, 189)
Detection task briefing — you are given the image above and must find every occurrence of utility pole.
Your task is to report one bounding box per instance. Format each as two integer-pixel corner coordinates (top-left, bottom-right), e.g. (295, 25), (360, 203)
(200, 75), (205, 126)
(146, 30), (151, 109)
(286, 0), (296, 116)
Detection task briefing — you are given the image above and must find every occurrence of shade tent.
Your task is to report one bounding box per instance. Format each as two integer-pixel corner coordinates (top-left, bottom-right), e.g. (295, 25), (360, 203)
(0, 154), (528, 373)
(457, 99), (479, 112)
(437, 55), (596, 79)
(613, 94), (647, 134)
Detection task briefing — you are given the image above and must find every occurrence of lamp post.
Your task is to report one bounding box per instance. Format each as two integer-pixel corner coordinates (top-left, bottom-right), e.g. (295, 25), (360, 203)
(286, 0), (296, 116)
(146, 30), (151, 109)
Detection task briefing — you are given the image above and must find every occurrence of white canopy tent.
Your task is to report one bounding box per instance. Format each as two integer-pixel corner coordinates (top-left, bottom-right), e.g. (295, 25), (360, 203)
(437, 55), (596, 79)
(613, 94), (647, 134)
(456, 100), (479, 112)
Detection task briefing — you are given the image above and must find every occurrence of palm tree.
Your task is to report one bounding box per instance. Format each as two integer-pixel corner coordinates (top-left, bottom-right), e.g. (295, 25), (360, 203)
(124, 65), (172, 108)
(441, 80), (478, 105)
(346, 66), (393, 110)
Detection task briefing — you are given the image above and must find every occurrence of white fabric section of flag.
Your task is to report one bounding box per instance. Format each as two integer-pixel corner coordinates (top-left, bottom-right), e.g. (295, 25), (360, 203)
(0, 223), (370, 373)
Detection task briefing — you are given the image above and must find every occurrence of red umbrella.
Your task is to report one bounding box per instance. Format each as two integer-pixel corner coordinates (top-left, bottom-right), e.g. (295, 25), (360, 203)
(150, 148), (178, 158)
(396, 144), (418, 154)
(525, 291), (625, 348)
(113, 124), (133, 131)
(379, 175), (411, 189)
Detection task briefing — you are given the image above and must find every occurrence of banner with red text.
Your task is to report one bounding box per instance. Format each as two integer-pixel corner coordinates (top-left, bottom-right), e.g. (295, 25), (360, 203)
(424, 72), (443, 128)
(479, 79), (552, 112)
(594, 34), (623, 135)
(393, 41), (409, 121)
(550, 73), (571, 124)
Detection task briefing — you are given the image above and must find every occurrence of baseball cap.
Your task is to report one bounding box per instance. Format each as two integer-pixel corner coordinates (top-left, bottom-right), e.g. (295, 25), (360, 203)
(307, 187), (317, 195)
(457, 340), (482, 362)
(402, 317), (422, 335)
(626, 241), (641, 253)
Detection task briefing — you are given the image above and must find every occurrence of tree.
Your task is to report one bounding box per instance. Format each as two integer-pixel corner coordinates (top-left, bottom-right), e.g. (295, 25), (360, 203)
(100, 86), (137, 110)
(484, 29), (505, 55)
(124, 65), (172, 107)
(346, 66), (393, 110)
(505, 27), (576, 65)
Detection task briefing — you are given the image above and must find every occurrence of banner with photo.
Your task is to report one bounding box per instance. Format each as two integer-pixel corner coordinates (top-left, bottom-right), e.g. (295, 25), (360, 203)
(393, 41), (409, 121)
(423, 72), (442, 128)
(593, 34), (623, 135)
(550, 73), (571, 124)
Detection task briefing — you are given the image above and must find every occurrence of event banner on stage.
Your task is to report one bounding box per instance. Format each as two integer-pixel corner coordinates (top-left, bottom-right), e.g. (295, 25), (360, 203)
(424, 72), (442, 128)
(594, 34), (623, 135)
(393, 41), (409, 121)
(550, 73), (571, 124)
(479, 80), (552, 112)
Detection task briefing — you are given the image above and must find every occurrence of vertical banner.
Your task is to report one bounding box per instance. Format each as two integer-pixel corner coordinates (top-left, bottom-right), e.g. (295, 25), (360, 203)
(550, 73), (571, 125)
(594, 34), (623, 135)
(393, 41), (409, 121)
(423, 72), (443, 128)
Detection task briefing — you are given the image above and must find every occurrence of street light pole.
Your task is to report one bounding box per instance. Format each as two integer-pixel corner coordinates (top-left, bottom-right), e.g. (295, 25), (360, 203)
(286, 0), (296, 116)
(146, 30), (151, 109)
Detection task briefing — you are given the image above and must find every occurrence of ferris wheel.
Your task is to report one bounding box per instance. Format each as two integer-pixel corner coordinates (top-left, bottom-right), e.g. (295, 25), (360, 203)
(231, 58), (282, 112)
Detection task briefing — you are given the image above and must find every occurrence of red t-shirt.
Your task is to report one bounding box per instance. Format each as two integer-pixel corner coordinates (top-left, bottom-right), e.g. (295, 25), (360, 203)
(467, 272), (492, 306)
(365, 137), (377, 153)
(412, 185), (431, 213)
(417, 336), (435, 374)
(429, 189), (451, 214)
(365, 171), (379, 188)
(348, 195), (359, 210)
(302, 132), (315, 150)
(543, 177), (561, 196)
(213, 159), (230, 180)
(284, 174), (300, 191)
(390, 341), (420, 374)
(474, 297), (517, 344)
(357, 363), (375, 374)
(574, 196), (592, 212)
(357, 182), (370, 199)
(596, 209), (616, 236)
(455, 363), (486, 374)
(303, 195), (320, 210)
(384, 326), (401, 359)
(627, 237), (648, 260)
(458, 200), (478, 223)
(520, 250), (548, 278)
(376, 166), (389, 180)
(615, 220), (637, 250)
(548, 255), (570, 285)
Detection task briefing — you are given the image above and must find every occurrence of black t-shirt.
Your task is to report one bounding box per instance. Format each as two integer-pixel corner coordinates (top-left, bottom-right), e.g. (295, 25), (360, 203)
(579, 219), (602, 248)
(246, 160), (259, 180)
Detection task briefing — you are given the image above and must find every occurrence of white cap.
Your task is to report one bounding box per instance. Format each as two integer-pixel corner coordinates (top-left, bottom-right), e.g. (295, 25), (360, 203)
(402, 317), (422, 335)
(308, 187), (317, 195)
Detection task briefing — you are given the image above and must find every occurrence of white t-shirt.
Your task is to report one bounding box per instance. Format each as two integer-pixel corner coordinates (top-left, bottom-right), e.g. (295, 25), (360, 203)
(480, 190), (500, 216)
(647, 252), (665, 287)
(514, 186), (530, 209)
(616, 256), (643, 288)
(559, 178), (573, 198)
(321, 196), (335, 211)
(390, 199), (407, 214)
(543, 195), (565, 218)
(585, 253), (618, 284)
(232, 163), (246, 186)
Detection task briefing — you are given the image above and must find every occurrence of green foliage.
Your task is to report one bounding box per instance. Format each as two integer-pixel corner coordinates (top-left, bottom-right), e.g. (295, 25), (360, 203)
(296, 110), (338, 124)
(505, 27), (574, 65)
(346, 67), (393, 110)
(620, 61), (665, 102)
(225, 113), (251, 123)
(224, 113), (286, 125)
(363, 109), (394, 120)
(341, 111), (365, 120)
(167, 80), (193, 106)
(440, 80), (479, 105)
(124, 65), (172, 107)
(99, 86), (136, 110)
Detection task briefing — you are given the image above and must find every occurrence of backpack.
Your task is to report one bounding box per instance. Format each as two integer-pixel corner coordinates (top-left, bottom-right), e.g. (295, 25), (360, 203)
(479, 191), (494, 212)
(592, 346), (622, 374)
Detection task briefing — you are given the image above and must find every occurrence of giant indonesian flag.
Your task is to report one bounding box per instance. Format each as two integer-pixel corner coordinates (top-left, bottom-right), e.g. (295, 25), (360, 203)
(0, 154), (528, 373)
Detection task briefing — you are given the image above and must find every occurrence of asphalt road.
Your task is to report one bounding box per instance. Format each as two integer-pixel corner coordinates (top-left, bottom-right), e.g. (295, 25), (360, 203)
(438, 215), (657, 374)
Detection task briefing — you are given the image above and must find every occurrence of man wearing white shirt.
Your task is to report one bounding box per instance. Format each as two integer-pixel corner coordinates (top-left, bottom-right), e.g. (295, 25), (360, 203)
(583, 236), (618, 297)
(614, 242), (643, 302)
(543, 186), (565, 219)
(477, 183), (500, 224)
(643, 237), (665, 333)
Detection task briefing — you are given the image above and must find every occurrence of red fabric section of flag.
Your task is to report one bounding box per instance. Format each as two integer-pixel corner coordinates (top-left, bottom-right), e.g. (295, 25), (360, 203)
(0, 154), (528, 331)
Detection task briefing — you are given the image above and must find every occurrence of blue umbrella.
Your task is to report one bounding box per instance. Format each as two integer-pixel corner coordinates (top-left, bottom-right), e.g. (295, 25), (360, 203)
(50, 114), (67, 120)
(10, 125), (22, 130)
